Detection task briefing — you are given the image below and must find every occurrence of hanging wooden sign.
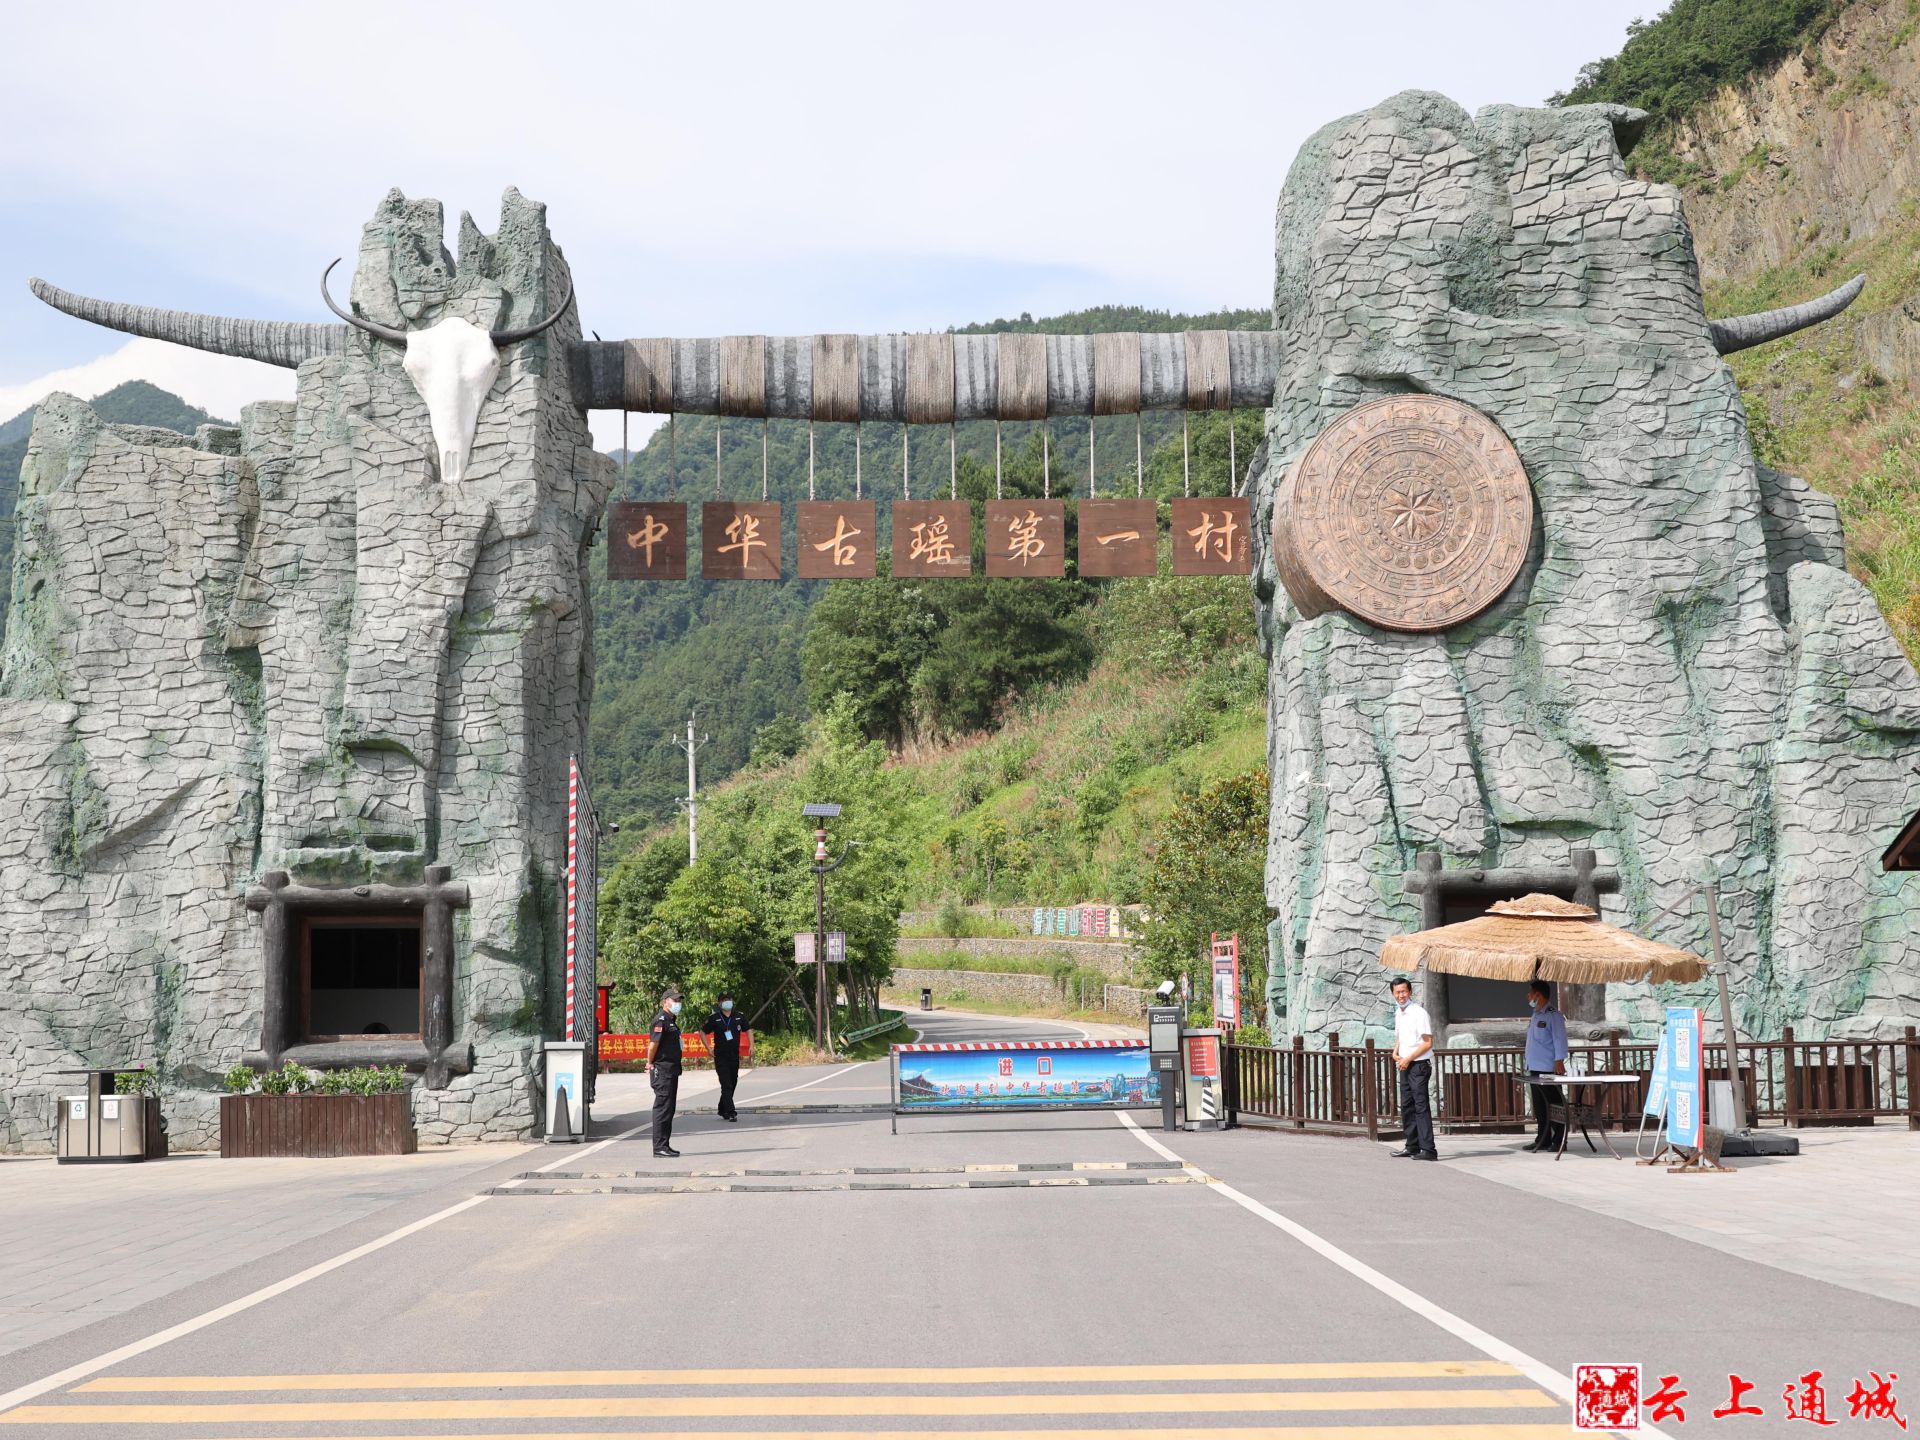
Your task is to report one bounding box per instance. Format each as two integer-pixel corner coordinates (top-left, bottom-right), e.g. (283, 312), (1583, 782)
(1171, 496), (1252, 575)
(985, 499), (1066, 578)
(702, 501), (782, 580)
(891, 500), (972, 578)
(607, 500), (688, 581)
(1077, 498), (1157, 578)
(797, 500), (877, 579)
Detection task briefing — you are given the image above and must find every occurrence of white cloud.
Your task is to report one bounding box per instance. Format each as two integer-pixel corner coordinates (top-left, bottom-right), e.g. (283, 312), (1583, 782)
(0, 340), (294, 430)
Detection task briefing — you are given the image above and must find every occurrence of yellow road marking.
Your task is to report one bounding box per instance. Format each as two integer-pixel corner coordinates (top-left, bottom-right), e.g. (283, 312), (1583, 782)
(77, 1360), (1521, 1393)
(6, 1388), (1556, 1423)
(150, 1429), (1575, 1440)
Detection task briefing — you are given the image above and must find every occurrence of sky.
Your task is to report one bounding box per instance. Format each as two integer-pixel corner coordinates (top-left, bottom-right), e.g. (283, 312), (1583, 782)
(0, 1), (1649, 451)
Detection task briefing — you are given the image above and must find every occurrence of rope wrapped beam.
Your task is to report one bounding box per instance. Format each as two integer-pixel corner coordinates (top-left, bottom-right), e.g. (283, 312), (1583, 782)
(569, 330), (1280, 419)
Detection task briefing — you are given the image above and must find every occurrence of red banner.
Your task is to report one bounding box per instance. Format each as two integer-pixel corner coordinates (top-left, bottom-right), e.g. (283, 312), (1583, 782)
(599, 1031), (753, 1067)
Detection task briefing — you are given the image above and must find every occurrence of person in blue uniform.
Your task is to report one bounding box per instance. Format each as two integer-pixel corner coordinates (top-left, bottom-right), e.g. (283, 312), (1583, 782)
(647, 985), (684, 1158)
(1524, 979), (1569, 1152)
(702, 993), (745, 1121)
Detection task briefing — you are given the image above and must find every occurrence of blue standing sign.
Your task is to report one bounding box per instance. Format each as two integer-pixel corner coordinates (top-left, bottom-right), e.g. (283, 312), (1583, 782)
(1664, 1005), (1704, 1149)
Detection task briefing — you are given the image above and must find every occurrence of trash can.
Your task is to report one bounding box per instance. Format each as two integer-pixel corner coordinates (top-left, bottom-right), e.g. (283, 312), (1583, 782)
(920, 987), (932, 1011)
(54, 1067), (152, 1163)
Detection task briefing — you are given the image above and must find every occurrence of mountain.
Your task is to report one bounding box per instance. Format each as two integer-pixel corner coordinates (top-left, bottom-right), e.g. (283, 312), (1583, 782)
(1558, 0), (1920, 656)
(0, 381), (232, 633)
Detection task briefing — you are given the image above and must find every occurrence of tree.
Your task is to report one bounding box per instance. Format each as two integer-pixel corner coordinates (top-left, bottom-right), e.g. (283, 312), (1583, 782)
(1135, 768), (1273, 1020)
(800, 578), (941, 743)
(911, 580), (1096, 736)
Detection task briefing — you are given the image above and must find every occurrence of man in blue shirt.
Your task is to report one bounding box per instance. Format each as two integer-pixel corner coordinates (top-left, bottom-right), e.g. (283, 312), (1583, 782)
(1524, 979), (1570, 1152)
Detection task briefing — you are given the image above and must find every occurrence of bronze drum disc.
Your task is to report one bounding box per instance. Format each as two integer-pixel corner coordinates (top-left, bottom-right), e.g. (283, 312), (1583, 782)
(1273, 395), (1533, 632)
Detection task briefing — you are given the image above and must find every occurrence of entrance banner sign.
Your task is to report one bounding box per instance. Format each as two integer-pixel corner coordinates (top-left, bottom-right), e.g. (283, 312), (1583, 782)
(1211, 932), (1241, 1029)
(1664, 1005), (1704, 1149)
(798, 501), (877, 579)
(1170, 497), (1252, 575)
(984, 499), (1066, 578)
(892, 1039), (1160, 1115)
(1078, 498), (1157, 577)
(891, 501), (972, 578)
(607, 500), (688, 581)
(703, 501), (782, 580)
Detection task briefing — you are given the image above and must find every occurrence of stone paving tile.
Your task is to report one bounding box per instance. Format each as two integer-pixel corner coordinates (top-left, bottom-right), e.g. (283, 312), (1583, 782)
(1447, 1125), (1920, 1308)
(0, 1142), (528, 1358)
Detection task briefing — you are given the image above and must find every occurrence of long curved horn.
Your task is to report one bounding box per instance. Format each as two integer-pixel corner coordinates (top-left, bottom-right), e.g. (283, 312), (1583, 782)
(490, 273), (574, 346)
(1710, 273), (1866, 355)
(28, 277), (346, 369)
(320, 258), (408, 344)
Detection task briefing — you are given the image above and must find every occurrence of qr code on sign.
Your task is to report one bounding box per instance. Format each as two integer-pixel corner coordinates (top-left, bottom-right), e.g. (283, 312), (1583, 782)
(1573, 1364), (1640, 1431)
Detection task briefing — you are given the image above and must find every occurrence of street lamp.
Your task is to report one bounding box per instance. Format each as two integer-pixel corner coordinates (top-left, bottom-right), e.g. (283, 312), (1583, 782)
(803, 803), (848, 1049)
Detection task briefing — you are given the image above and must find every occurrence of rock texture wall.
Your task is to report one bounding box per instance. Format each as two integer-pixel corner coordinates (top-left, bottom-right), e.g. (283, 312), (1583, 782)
(0, 189), (612, 1151)
(1249, 93), (1920, 1046)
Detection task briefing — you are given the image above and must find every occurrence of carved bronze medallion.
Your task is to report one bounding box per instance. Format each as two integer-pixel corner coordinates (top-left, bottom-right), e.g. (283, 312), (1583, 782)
(1274, 396), (1532, 632)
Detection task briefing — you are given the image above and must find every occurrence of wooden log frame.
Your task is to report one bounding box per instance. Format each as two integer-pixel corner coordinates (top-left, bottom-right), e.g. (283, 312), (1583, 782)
(569, 329), (1282, 420)
(244, 865), (472, 1089)
(1401, 848), (1621, 1031)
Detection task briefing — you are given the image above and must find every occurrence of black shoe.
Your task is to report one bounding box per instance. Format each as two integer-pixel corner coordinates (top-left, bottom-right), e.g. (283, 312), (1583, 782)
(1418, 1152), (1440, 1161)
(1522, 1140), (1545, 1152)
(1389, 1148), (1420, 1158)
(654, 1147), (680, 1158)
(722, 1113), (738, 1122)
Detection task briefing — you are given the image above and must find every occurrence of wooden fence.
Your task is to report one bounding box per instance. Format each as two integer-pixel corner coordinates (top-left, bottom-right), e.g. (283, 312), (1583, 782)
(1223, 1027), (1920, 1138)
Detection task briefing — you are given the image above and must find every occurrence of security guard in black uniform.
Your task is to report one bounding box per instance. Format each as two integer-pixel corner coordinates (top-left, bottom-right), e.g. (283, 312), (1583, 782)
(702, 993), (744, 1121)
(648, 985), (684, 1158)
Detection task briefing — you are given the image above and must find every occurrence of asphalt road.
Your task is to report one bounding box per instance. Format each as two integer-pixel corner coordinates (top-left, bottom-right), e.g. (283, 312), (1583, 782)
(2, 1006), (1913, 1439)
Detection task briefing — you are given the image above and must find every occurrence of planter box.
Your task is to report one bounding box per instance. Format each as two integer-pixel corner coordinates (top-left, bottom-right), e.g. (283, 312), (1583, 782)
(220, 1093), (416, 1158)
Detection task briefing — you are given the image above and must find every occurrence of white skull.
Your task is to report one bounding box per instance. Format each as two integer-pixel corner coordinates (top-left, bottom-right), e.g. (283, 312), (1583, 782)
(400, 317), (501, 484)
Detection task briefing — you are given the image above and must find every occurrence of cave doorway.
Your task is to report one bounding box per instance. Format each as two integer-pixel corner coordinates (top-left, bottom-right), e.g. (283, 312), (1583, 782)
(303, 918), (422, 1041)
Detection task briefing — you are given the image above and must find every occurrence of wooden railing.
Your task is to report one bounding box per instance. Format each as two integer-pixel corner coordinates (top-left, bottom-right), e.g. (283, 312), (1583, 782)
(1223, 1027), (1920, 1136)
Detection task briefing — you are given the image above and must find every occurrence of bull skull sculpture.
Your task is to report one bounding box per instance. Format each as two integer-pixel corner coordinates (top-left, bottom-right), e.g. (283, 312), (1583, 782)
(320, 259), (572, 484)
(25, 259), (571, 487)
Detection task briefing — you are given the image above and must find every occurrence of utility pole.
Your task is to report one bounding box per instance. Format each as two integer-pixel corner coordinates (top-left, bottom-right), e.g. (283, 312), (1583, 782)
(671, 712), (709, 864)
(803, 802), (847, 1050)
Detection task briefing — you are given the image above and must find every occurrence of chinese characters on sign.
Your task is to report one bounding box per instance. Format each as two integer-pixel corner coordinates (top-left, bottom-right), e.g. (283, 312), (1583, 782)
(702, 501), (782, 580)
(797, 501), (877, 579)
(1564, 1368), (1907, 1429)
(1664, 1005), (1704, 1150)
(890, 500), (973, 577)
(1077, 498), (1157, 577)
(985, 499), (1066, 578)
(1171, 496), (1252, 575)
(607, 500), (688, 581)
(1211, 932), (1241, 1029)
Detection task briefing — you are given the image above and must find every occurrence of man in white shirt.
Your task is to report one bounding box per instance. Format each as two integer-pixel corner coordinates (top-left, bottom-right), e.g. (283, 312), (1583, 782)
(1388, 976), (1438, 1160)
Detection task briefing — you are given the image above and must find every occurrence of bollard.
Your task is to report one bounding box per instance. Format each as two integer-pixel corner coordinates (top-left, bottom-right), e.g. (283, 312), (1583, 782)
(921, 987), (932, 1011)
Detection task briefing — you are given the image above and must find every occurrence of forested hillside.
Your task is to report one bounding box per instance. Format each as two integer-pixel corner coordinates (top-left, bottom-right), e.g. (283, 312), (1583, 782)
(586, 302), (1267, 827)
(1559, 0), (1920, 654)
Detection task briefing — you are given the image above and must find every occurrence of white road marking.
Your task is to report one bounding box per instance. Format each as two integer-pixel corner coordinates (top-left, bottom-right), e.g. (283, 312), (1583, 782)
(741, 1061), (882, 1106)
(1115, 1114), (1671, 1440)
(0, 1113), (663, 1418)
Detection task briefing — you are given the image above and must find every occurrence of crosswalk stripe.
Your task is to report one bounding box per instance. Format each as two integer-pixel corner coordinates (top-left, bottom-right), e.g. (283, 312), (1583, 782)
(77, 1361), (1521, 1392)
(3, 1388), (1557, 1423)
(136, 1428), (1575, 1440)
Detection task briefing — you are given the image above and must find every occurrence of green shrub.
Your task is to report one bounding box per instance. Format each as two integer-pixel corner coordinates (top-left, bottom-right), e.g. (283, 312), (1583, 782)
(114, 1070), (156, 1097)
(317, 1070), (351, 1096)
(222, 1064), (257, 1095)
(258, 1061), (312, 1096)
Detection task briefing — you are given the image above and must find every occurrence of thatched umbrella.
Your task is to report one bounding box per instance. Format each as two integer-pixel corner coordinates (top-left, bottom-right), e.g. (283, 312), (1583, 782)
(1379, 893), (1708, 986)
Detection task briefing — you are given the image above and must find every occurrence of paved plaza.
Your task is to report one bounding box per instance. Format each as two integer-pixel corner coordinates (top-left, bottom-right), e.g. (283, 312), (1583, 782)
(0, 1009), (1914, 1439)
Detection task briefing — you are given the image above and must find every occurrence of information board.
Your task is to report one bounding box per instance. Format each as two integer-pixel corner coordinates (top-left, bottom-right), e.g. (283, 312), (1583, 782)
(1663, 1005), (1704, 1149)
(1211, 933), (1241, 1029)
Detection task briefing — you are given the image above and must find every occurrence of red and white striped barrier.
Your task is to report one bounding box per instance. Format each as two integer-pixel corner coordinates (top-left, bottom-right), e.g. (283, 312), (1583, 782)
(894, 1039), (1141, 1053)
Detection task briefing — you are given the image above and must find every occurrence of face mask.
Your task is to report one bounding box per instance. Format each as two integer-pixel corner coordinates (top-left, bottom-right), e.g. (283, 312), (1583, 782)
(667, 1000), (681, 1016)
(721, 1000), (734, 1013)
